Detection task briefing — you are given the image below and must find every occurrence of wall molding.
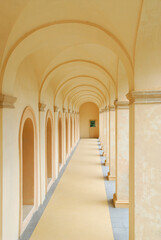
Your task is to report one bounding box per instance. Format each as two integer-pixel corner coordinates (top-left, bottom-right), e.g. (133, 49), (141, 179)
(0, 94), (17, 108)
(114, 100), (129, 109)
(39, 103), (46, 112)
(63, 108), (67, 113)
(126, 90), (161, 104)
(104, 106), (109, 112)
(54, 106), (59, 112)
(109, 105), (115, 111)
(113, 193), (129, 208)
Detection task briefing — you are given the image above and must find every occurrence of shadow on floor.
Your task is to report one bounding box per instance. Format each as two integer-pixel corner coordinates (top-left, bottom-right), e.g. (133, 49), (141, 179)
(99, 147), (129, 240)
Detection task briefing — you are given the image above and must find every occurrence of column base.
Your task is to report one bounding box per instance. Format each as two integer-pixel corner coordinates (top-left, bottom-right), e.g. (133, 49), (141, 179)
(113, 193), (129, 208)
(101, 151), (105, 156)
(107, 172), (116, 181)
(104, 159), (109, 166)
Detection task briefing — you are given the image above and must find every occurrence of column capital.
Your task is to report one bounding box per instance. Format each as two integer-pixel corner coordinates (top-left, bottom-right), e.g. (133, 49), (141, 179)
(63, 108), (67, 113)
(114, 100), (129, 109)
(109, 105), (115, 111)
(126, 90), (161, 104)
(0, 94), (17, 108)
(104, 106), (109, 112)
(39, 103), (46, 112)
(54, 106), (59, 112)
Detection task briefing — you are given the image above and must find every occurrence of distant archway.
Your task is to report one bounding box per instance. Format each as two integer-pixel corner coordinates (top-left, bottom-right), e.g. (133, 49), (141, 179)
(19, 107), (37, 235)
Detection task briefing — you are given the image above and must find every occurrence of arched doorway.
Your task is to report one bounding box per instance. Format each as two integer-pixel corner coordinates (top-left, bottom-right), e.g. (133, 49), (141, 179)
(46, 110), (53, 190)
(58, 113), (63, 170)
(19, 107), (37, 234)
(66, 114), (68, 157)
(70, 116), (72, 150)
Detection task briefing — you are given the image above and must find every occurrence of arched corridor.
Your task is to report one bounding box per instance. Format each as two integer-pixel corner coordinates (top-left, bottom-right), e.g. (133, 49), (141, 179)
(0, 1), (161, 240)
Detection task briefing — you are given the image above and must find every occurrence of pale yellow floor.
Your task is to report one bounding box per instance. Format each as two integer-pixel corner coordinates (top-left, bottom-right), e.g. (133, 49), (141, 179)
(30, 139), (114, 240)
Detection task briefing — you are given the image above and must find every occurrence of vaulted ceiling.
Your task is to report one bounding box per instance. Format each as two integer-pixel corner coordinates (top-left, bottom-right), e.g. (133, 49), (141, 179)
(1, 0), (159, 111)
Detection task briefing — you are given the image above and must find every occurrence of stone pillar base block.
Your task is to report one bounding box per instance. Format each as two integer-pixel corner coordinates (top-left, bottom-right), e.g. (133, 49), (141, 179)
(107, 172), (116, 181)
(104, 160), (109, 166)
(113, 193), (129, 208)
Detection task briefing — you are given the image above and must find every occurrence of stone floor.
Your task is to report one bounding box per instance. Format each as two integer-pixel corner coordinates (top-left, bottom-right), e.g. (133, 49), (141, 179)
(98, 141), (129, 240)
(20, 139), (129, 240)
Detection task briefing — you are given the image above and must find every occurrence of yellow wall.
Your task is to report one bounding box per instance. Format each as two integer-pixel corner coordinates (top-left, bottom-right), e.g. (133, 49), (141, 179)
(80, 102), (99, 138)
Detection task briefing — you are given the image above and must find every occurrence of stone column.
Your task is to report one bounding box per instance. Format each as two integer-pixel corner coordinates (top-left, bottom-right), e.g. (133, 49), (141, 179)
(104, 107), (109, 166)
(108, 105), (116, 180)
(67, 109), (71, 155)
(0, 94), (17, 240)
(113, 100), (129, 208)
(68, 109), (72, 153)
(127, 91), (161, 240)
(99, 110), (104, 151)
(77, 112), (80, 141)
(54, 106), (59, 179)
(39, 103), (47, 202)
(63, 108), (67, 164)
(72, 111), (75, 148)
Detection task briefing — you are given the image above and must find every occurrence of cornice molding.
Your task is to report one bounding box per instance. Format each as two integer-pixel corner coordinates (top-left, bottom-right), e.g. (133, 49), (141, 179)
(114, 100), (129, 109)
(0, 94), (17, 108)
(104, 106), (109, 112)
(39, 103), (46, 112)
(109, 105), (115, 111)
(63, 108), (67, 113)
(126, 91), (161, 104)
(54, 106), (59, 112)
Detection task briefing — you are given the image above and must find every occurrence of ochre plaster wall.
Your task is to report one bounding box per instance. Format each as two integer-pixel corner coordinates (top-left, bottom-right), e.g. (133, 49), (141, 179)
(80, 102), (99, 138)
(22, 118), (34, 205)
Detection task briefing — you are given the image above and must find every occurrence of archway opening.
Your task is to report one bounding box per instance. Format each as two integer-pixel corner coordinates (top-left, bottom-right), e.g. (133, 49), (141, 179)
(46, 118), (52, 186)
(66, 116), (68, 157)
(80, 102), (99, 138)
(22, 118), (34, 220)
(58, 115), (63, 169)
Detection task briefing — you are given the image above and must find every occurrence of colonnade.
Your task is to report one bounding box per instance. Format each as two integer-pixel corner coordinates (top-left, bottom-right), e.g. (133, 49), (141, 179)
(16, 104), (80, 235)
(99, 92), (161, 239)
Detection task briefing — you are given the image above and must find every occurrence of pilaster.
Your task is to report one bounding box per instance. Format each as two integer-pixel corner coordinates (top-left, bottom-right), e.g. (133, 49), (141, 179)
(113, 100), (129, 208)
(54, 106), (59, 179)
(107, 105), (116, 181)
(127, 91), (161, 240)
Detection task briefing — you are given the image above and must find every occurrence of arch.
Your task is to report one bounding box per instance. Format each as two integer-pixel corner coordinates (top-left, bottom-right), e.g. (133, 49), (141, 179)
(63, 84), (106, 106)
(45, 110), (53, 191)
(54, 75), (110, 102)
(58, 112), (63, 170)
(40, 59), (117, 100)
(1, 20), (134, 94)
(67, 89), (105, 107)
(19, 107), (38, 235)
(74, 95), (102, 109)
